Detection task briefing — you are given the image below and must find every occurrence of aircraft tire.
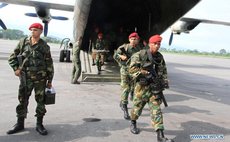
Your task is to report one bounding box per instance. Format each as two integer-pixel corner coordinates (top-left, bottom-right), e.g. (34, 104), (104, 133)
(59, 50), (65, 62)
(66, 50), (71, 62)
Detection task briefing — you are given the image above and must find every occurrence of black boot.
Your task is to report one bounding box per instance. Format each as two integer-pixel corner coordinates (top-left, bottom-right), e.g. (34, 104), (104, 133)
(92, 59), (95, 66)
(130, 120), (140, 134)
(157, 129), (174, 142)
(7, 117), (25, 134)
(120, 103), (130, 120)
(36, 116), (48, 135)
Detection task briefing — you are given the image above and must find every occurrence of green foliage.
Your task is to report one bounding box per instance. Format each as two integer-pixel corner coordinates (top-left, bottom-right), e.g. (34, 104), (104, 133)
(0, 29), (26, 39)
(42, 36), (61, 44)
(0, 29), (61, 43)
(160, 47), (230, 58)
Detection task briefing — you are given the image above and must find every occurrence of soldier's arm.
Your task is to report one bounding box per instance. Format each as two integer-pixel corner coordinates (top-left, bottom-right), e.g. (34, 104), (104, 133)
(157, 53), (168, 80)
(128, 52), (142, 79)
(45, 44), (54, 84)
(8, 40), (23, 72)
(156, 53), (169, 88)
(113, 44), (127, 62)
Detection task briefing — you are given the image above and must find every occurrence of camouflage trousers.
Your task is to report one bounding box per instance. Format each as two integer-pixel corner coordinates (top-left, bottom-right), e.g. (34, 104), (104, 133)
(130, 83), (164, 131)
(120, 67), (134, 104)
(71, 61), (82, 82)
(96, 53), (105, 66)
(16, 78), (47, 118)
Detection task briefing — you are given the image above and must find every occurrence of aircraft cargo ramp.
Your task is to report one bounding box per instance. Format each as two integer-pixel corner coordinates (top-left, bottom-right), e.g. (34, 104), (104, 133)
(80, 51), (121, 82)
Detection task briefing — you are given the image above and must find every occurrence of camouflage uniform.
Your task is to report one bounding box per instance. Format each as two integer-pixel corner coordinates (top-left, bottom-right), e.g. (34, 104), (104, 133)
(71, 41), (82, 84)
(93, 38), (107, 73)
(8, 37), (54, 118)
(129, 48), (168, 131)
(114, 44), (141, 104)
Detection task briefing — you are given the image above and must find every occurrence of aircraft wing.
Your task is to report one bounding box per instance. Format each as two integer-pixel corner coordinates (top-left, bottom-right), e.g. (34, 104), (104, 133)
(168, 17), (230, 45)
(0, 0), (74, 11)
(180, 17), (230, 26)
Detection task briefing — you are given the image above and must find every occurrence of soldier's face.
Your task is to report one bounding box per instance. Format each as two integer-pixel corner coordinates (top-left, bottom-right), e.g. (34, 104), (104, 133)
(30, 28), (42, 38)
(98, 35), (103, 39)
(149, 42), (160, 53)
(129, 37), (139, 46)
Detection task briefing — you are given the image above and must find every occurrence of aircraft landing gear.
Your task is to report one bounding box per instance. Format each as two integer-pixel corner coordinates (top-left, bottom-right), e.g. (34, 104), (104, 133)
(59, 38), (72, 62)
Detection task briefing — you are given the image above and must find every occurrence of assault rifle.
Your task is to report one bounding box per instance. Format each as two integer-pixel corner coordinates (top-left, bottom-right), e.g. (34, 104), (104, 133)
(119, 47), (131, 66)
(93, 49), (109, 53)
(17, 55), (28, 118)
(142, 62), (168, 107)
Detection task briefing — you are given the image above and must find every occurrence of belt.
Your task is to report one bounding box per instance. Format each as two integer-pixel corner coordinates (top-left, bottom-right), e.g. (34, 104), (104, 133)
(26, 66), (46, 71)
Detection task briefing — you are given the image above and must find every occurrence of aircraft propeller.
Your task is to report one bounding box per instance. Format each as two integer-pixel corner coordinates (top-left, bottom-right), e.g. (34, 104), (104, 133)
(51, 16), (68, 20)
(0, 19), (7, 30)
(43, 21), (48, 37)
(25, 12), (68, 37)
(0, 3), (7, 30)
(169, 32), (173, 46)
(0, 3), (7, 8)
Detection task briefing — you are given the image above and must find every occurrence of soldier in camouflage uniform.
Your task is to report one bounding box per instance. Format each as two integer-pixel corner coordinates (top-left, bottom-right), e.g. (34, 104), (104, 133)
(93, 32), (107, 74)
(7, 23), (54, 136)
(90, 27), (100, 66)
(113, 32), (141, 120)
(128, 35), (174, 142)
(71, 36), (82, 84)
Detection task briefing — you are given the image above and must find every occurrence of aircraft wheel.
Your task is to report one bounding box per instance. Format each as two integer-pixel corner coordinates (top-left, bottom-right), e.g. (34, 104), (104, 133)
(66, 50), (71, 62)
(59, 50), (65, 62)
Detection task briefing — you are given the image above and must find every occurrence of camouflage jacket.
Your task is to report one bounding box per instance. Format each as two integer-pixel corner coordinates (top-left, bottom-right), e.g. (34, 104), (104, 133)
(8, 37), (54, 83)
(93, 39), (107, 50)
(113, 43), (141, 67)
(129, 49), (168, 81)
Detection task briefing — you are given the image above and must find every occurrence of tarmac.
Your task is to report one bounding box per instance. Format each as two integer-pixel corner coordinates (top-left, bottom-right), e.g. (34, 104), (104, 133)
(0, 39), (230, 142)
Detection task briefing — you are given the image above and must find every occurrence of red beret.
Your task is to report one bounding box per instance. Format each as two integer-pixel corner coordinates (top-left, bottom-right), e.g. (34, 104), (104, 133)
(149, 35), (162, 43)
(129, 32), (139, 39)
(29, 23), (43, 30)
(98, 32), (103, 36)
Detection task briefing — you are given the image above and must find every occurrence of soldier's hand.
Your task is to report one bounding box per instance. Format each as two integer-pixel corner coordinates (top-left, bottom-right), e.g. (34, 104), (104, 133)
(140, 69), (149, 75)
(119, 55), (127, 61)
(47, 82), (52, 89)
(164, 79), (169, 89)
(15, 69), (21, 76)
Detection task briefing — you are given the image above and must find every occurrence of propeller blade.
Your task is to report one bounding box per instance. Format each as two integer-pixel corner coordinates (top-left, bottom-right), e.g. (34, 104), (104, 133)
(0, 3), (8, 8)
(169, 32), (173, 46)
(51, 16), (68, 20)
(25, 13), (38, 17)
(44, 22), (48, 37)
(0, 19), (7, 30)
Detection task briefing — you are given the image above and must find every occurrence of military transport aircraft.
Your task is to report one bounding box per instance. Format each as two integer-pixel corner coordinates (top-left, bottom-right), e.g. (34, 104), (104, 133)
(1, 0), (230, 51)
(0, 0), (74, 36)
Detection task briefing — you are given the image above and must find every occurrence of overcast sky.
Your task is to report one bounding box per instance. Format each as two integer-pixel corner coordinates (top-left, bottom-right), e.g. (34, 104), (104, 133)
(0, 0), (230, 52)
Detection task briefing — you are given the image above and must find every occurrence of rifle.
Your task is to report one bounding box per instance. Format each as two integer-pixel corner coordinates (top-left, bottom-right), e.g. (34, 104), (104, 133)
(119, 47), (131, 66)
(17, 55), (28, 118)
(142, 62), (168, 107)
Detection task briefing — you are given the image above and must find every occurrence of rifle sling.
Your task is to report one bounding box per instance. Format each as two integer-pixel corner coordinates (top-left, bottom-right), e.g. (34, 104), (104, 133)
(19, 40), (39, 70)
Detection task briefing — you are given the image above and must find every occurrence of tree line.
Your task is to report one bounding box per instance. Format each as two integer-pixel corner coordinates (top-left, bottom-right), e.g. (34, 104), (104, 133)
(0, 29), (61, 43)
(1, 29), (229, 58)
(160, 47), (230, 58)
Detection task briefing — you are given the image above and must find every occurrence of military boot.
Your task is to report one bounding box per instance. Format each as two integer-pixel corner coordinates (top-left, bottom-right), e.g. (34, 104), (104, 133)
(120, 103), (130, 120)
(7, 117), (25, 134)
(36, 116), (48, 135)
(130, 120), (140, 134)
(92, 59), (96, 66)
(157, 129), (174, 142)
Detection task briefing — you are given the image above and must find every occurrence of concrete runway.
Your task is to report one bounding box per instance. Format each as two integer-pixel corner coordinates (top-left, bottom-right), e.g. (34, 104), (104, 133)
(0, 39), (230, 142)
